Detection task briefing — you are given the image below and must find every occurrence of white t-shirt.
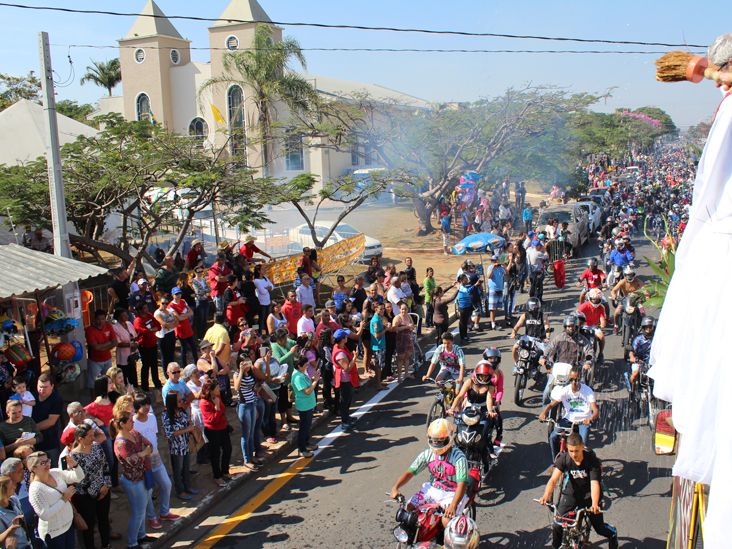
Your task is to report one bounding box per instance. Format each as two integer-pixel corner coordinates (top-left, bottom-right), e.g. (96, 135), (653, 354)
(551, 383), (596, 423)
(526, 247), (547, 272)
(14, 390), (35, 417)
(253, 277), (274, 306)
(297, 316), (315, 336)
(133, 412), (160, 465)
(387, 285), (407, 315)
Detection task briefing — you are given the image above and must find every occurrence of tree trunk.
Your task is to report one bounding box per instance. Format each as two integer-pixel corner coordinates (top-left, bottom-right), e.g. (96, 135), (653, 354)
(413, 196), (435, 236)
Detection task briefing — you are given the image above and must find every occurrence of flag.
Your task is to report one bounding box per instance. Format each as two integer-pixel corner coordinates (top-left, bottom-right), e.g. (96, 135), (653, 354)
(148, 109), (157, 126)
(211, 104), (225, 124)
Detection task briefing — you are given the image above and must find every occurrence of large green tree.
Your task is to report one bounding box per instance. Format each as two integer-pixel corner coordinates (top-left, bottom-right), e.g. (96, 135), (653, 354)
(0, 114), (270, 266)
(80, 59), (121, 97)
(0, 71), (41, 111)
(199, 24), (318, 175)
(56, 99), (96, 126)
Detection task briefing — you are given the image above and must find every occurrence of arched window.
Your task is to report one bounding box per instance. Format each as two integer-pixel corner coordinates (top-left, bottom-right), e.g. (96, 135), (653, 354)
(188, 117), (209, 143)
(136, 93), (151, 122)
(227, 85), (246, 161)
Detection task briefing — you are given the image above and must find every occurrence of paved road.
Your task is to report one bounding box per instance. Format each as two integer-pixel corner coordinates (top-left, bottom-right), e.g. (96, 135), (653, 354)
(176, 234), (673, 548)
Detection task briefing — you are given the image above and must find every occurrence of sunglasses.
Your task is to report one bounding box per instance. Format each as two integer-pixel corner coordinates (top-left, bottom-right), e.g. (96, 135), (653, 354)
(569, 378), (580, 384)
(170, 370), (181, 374)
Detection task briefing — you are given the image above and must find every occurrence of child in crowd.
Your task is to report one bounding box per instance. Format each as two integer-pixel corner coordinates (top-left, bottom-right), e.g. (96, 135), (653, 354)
(9, 377), (35, 417)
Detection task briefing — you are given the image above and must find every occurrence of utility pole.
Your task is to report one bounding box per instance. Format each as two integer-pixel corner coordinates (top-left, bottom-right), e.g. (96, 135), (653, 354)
(38, 31), (72, 259)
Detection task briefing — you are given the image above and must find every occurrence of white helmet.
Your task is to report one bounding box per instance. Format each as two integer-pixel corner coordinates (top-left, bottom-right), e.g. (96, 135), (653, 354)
(444, 515), (480, 549)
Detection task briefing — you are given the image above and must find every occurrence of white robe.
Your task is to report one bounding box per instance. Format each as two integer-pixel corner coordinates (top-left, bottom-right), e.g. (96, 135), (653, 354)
(649, 91), (732, 548)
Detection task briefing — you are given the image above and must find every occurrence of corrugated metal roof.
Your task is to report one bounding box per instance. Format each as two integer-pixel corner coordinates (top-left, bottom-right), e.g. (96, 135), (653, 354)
(0, 244), (109, 300)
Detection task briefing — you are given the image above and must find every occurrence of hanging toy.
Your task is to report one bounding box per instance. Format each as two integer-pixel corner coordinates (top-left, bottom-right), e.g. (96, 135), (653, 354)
(44, 308), (79, 336)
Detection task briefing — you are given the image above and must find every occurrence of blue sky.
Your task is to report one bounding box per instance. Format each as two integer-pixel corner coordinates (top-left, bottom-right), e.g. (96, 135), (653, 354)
(0, 0), (728, 127)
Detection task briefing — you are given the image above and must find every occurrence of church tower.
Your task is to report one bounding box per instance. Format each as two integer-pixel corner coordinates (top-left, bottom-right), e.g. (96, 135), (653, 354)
(118, 0), (191, 128)
(206, 0), (282, 168)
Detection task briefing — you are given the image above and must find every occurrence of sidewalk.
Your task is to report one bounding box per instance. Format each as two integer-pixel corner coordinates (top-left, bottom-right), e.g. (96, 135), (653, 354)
(97, 324), (445, 549)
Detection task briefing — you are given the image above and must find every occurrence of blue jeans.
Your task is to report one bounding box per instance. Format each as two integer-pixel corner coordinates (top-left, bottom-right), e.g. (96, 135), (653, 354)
(145, 463), (172, 519)
(99, 425), (118, 486)
(549, 418), (590, 463)
(42, 527), (74, 549)
(213, 295), (225, 313)
(542, 373), (555, 405)
(237, 401), (257, 462)
(119, 476), (150, 547)
(503, 289), (516, 318)
(297, 408), (314, 452)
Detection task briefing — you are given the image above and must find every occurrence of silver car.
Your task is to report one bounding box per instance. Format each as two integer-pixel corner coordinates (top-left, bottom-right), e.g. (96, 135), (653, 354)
(537, 205), (590, 251)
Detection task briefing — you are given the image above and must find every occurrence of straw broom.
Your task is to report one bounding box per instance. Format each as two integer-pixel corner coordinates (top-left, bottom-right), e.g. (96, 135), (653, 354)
(655, 50), (732, 85)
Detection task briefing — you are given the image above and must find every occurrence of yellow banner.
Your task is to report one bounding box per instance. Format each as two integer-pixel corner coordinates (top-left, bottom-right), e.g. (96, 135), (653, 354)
(261, 234), (366, 285)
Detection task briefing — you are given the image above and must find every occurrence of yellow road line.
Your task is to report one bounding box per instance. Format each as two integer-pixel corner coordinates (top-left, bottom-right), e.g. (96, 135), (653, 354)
(195, 456), (312, 548)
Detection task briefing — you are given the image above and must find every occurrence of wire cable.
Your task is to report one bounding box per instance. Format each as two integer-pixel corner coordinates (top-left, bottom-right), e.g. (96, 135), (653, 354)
(0, 2), (708, 49)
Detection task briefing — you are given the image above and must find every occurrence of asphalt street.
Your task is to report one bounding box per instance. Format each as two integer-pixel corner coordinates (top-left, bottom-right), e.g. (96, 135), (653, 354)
(175, 233), (673, 548)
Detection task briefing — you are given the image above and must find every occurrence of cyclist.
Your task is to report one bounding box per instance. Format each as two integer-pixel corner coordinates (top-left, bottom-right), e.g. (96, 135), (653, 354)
(576, 258), (606, 305)
(538, 433), (618, 549)
(540, 315), (594, 404)
(627, 316), (655, 387)
(539, 366), (598, 463)
(390, 418), (469, 527)
(422, 331), (466, 386)
(576, 288), (606, 361)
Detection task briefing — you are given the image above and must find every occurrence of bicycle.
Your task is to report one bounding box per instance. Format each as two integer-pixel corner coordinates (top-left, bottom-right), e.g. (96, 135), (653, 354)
(424, 377), (457, 427)
(541, 417), (580, 461)
(626, 360), (657, 429)
(535, 499), (592, 549)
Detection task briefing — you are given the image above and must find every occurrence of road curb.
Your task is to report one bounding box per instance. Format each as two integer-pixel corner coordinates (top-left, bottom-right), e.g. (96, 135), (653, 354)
(151, 320), (447, 547)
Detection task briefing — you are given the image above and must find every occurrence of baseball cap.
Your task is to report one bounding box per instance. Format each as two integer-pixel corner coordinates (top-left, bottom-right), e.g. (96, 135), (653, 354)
(528, 231), (536, 237)
(531, 239), (541, 247)
(334, 328), (351, 340)
(137, 278), (148, 286)
(325, 300), (336, 308)
(171, 287), (182, 295)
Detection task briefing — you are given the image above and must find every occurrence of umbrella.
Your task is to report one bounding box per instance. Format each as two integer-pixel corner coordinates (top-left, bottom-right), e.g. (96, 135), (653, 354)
(450, 232), (506, 255)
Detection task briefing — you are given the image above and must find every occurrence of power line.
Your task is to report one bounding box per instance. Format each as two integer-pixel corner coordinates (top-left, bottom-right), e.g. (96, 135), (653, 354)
(1, 2), (708, 49)
(54, 43), (699, 55)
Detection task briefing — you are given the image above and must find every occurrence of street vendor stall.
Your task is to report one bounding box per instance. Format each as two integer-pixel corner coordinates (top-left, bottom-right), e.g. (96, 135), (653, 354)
(0, 244), (108, 392)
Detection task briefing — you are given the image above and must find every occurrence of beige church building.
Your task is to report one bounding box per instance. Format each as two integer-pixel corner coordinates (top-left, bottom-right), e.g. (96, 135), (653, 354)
(96, 0), (431, 184)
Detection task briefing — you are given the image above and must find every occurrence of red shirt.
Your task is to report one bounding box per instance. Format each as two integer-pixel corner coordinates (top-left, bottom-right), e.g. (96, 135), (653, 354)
(200, 398), (228, 430)
(208, 263), (232, 297)
(239, 242), (263, 260)
(579, 268), (605, 289)
(133, 312), (160, 348)
(299, 255), (313, 276)
(168, 299), (194, 339)
(186, 247), (202, 270)
(332, 343), (360, 389)
(85, 322), (115, 362)
(281, 300), (302, 336)
(577, 301), (605, 327)
(84, 401), (114, 426)
(315, 319), (342, 341)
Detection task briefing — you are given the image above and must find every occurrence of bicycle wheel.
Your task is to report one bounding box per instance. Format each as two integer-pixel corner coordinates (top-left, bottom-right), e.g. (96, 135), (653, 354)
(426, 400), (444, 428)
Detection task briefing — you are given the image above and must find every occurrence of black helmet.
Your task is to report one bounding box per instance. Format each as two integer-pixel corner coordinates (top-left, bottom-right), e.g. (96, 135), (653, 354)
(563, 314), (579, 328)
(526, 297), (541, 313)
(575, 311), (587, 325)
(587, 258), (598, 269)
(641, 316), (655, 329)
(482, 347), (501, 366)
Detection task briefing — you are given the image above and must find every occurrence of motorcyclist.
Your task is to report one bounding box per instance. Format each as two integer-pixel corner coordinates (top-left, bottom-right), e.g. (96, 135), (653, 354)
(539, 366), (599, 462)
(576, 258), (606, 305)
(628, 316), (655, 386)
(606, 239), (634, 270)
(390, 418), (469, 527)
(621, 234), (635, 258)
(510, 297), (550, 362)
(598, 217), (617, 240)
(423, 331), (466, 385)
(538, 432), (618, 549)
(576, 288), (606, 360)
(610, 266), (648, 333)
(540, 315), (594, 404)
(483, 348), (504, 447)
(449, 360), (499, 462)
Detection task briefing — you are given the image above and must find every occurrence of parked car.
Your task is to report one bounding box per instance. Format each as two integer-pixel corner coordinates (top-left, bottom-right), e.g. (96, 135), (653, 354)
(289, 221), (383, 260)
(537, 205), (590, 251)
(575, 200), (602, 234)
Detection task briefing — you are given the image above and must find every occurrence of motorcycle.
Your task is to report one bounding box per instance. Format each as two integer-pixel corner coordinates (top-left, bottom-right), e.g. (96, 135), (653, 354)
(453, 404), (498, 484)
(625, 360), (657, 429)
(619, 295), (643, 359)
(391, 475), (481, 547)
(513, 335), (545, 406)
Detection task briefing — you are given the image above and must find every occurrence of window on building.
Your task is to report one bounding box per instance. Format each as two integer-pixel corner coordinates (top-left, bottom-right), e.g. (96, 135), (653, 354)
(227, 85), (246, 161)
(188, 117), (208, 143)
(136, 93), (151, 122)
(364, 141), (376, 165)
(170, 49), (180, 64)
(226, 35), (239, 51)
(134, 48), (145, 64)
(285, 133), (304, 171)
(350, 141), (360, 167)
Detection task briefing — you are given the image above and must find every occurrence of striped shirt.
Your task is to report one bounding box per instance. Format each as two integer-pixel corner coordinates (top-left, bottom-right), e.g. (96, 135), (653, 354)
(238, 373), (257, 404)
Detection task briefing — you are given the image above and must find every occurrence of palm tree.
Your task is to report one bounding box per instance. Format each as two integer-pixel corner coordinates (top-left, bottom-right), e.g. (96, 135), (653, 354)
(80, 58), (121, 96)
(200, 24), (318, 174)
